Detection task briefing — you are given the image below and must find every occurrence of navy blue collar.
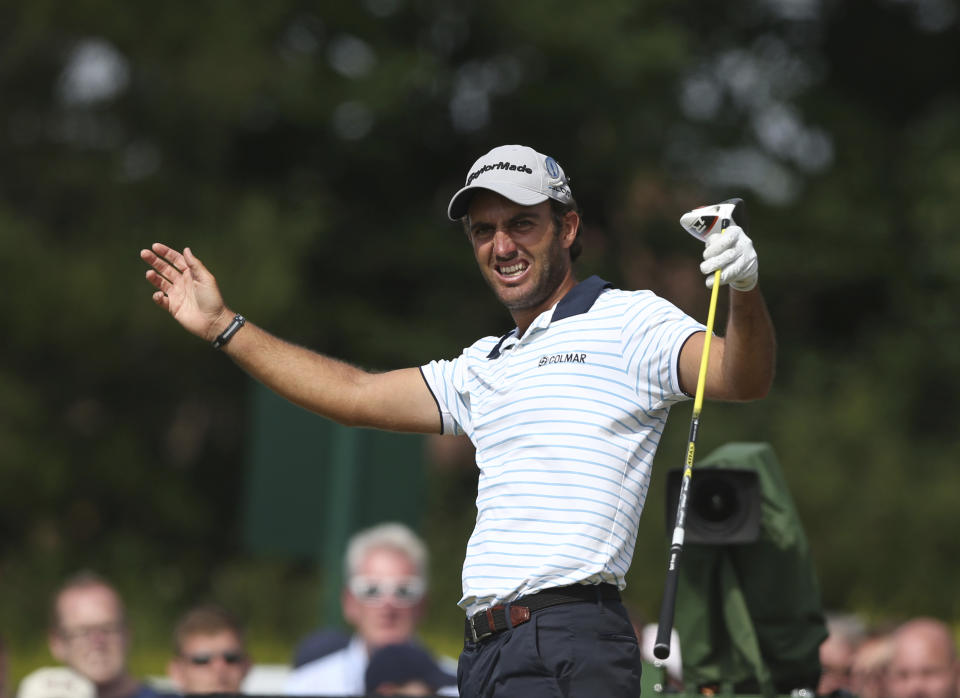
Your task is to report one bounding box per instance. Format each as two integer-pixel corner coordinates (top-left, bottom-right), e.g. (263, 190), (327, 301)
(550, 275), (613, 323)
(486, 329), (517, 360)
(486, 275), (612, 359)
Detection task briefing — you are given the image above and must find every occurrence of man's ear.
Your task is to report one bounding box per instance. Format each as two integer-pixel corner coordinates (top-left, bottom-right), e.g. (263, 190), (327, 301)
(48, 632), (67, 663)
(167, 659), (185, 690)
(413, 596), (428, 623)
(342, 589), (359, 627)
(561, 211), (580, 247)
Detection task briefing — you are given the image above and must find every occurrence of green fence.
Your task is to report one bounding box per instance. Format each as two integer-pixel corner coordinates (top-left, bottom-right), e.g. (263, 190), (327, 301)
(242, 381), (428, 627)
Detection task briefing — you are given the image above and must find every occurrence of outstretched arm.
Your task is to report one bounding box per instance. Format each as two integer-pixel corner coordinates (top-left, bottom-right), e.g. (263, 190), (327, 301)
(678, 226), (776, 401)
(140, 243), (442, 433)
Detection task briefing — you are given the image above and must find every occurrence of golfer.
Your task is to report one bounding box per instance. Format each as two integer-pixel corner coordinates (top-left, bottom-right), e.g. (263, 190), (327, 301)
(141, 144), (775, 697)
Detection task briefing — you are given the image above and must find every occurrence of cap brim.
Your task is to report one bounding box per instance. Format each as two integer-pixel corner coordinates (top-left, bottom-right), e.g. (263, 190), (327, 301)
(447, 183), (549, 221)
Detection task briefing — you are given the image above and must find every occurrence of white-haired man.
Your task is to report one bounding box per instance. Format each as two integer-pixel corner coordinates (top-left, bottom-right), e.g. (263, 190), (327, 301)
(284, 523), (435, 697)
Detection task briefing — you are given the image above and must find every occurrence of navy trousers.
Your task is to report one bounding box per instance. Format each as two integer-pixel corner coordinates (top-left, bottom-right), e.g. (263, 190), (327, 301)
(457, 595), (642, 698)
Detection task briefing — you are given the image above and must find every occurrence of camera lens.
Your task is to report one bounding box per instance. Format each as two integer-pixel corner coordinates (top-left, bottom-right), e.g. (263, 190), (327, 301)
(692, 475), (741, 528)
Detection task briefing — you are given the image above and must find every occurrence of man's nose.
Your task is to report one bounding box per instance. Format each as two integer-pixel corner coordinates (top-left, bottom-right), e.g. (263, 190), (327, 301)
(493, 229), (516, 257)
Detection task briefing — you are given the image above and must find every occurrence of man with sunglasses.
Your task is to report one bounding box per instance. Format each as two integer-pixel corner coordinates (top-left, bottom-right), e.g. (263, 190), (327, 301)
(167, 605), (251, 695)
(142, 144), (775, 697)
(285, 523), (445, 697)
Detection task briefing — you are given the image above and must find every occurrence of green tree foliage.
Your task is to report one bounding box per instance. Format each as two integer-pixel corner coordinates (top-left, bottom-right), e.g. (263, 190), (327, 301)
(1, 0), (958, 652)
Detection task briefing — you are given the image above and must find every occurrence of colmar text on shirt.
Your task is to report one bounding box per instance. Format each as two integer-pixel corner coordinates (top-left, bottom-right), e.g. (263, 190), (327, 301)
(538, 353), (587, 367)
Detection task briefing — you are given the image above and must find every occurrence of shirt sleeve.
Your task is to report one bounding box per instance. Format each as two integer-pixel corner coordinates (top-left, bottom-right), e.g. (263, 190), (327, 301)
(621, 291), (706, 409)
(419, 356), (470, 437)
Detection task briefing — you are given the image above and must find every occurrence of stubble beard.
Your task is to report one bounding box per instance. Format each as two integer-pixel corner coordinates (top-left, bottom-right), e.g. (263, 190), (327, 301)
(493, 237), (570, 313)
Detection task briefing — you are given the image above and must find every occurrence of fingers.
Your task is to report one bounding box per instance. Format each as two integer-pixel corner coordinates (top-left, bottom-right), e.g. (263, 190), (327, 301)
(700, 246), (741, 275)
(702, 225), (742, 255)
(703, 264), (747, 288)
(151, 290), (170, 310)
(141, 243), (186, 284)
(149, 242), (186, 270)
(699, 226), (758, 291)
(144, 269), (173, 295)
(142, 243), (189, 306)
(183, 247), (210, 281)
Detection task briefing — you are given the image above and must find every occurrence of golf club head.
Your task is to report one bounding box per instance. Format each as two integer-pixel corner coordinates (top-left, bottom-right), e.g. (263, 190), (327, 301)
(680, 197), (747, 242)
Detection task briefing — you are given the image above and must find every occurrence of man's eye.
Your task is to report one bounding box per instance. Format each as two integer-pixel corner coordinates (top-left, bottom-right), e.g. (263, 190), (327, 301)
(394, 585), (416, 600)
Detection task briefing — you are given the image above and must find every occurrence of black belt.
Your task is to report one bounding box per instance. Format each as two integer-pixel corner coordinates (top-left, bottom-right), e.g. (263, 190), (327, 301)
(465, 583), (621, 642)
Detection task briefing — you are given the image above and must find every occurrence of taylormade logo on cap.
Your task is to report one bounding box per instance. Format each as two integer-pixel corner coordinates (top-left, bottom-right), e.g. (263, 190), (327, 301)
(466, 161), (534, 186)
(447, 145), (575, 220)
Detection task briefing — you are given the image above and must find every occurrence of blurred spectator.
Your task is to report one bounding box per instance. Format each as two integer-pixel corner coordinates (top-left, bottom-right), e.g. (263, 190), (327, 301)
(818, 613), (866, 696)
(290, 629), (350, 669)
(851, 629), (896, 698)
(47, 571), (160, 698)
(16, 667), (95, 698)
(284, 523), (431, 697)
(364, 643), (457, 696)
(167, 604), (251, 694)
(887, 617), (959, 698)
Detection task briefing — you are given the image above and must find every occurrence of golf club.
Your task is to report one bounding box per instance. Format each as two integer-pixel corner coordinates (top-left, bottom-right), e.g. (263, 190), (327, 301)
(653, 197), (747, 660)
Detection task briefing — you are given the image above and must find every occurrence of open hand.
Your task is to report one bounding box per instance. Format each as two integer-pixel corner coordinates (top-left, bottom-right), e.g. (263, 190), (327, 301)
(140, 243), (230, 341)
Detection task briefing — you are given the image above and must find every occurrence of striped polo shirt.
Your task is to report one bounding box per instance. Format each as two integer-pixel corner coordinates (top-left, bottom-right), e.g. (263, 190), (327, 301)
(419, 276), (706, 617)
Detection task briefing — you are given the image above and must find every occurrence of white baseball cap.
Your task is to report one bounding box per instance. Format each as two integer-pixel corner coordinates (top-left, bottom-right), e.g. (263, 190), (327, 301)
(17, 668), (96, 698)
(447, 144), (575, 221)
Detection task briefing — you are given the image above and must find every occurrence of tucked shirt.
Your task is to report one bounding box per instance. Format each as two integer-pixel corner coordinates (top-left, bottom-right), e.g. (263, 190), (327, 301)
(419, 277), (705, 617)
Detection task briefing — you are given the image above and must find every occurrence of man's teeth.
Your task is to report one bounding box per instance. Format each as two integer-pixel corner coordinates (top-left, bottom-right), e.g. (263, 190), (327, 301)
(500, 263), (525, 276)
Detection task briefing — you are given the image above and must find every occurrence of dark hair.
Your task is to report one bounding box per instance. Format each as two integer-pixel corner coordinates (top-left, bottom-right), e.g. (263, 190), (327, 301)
(549, 197), (582, 262)
(173, 604), (245, 655)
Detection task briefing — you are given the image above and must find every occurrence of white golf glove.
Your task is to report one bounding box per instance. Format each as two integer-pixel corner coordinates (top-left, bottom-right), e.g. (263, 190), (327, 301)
(700, 225), (758, 291)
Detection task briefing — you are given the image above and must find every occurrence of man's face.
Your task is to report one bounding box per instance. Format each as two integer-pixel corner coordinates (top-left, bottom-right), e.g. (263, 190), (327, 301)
(168, 631), (250, 694)
(818, 634), (856, 695)
(888, 630), (959, 698)
(48, 585), (128, 686)
(343, 547), (425, 651)
(466, 191), (577, 323)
